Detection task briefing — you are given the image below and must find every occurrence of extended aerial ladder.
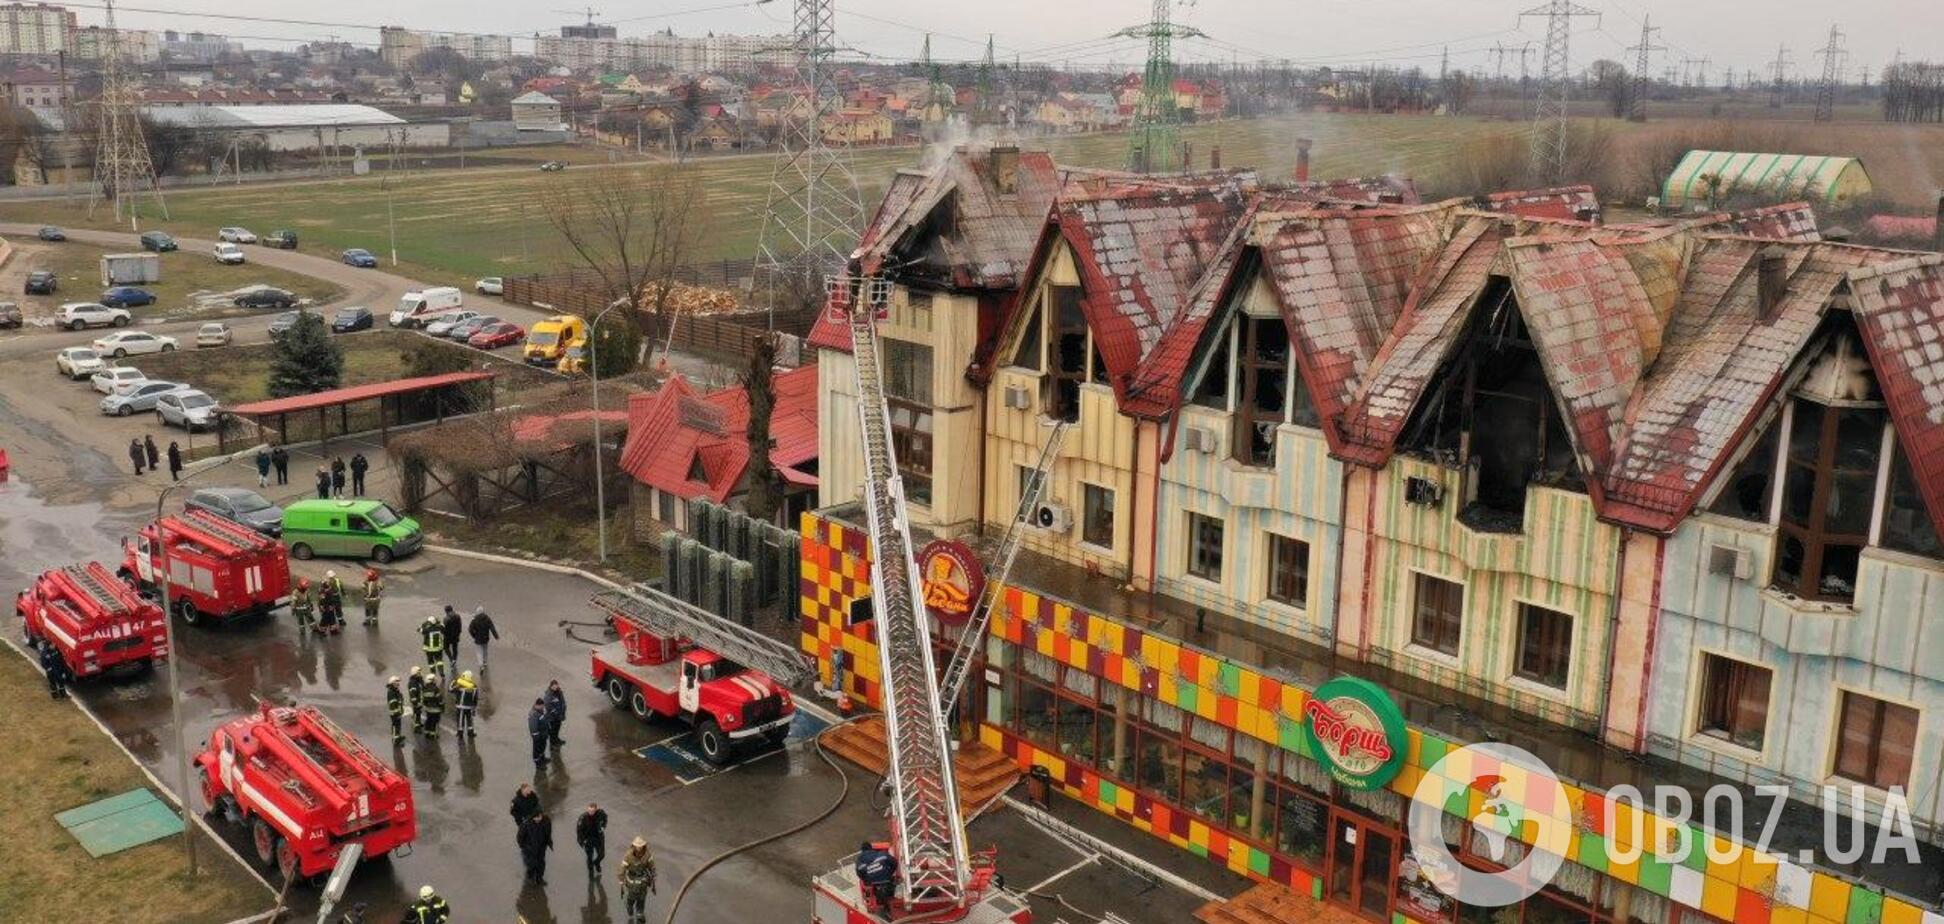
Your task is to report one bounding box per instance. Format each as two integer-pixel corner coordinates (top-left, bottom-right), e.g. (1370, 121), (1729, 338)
(590, 583), (815, 688)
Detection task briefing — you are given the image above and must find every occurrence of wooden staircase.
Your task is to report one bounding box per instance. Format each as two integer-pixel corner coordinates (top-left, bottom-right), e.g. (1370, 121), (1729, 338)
(819, 716), (1021, 818)
(1196, 883), (1366, 924)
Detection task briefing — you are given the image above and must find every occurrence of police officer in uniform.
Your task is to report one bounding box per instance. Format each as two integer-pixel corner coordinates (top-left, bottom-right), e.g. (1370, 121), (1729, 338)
(385, 675), (406, 742)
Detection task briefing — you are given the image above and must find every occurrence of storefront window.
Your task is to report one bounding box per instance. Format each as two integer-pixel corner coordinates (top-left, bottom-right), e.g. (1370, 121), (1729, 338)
(1135, 699), (1185, 803)
(1015, 680), (1056, 752)
(1230, 737), (1262, 836)
(1274, 784), (1329, 870)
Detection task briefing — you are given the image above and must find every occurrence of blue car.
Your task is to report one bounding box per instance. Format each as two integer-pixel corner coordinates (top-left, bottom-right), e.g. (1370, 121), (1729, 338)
(101, 286), (157, 307)
(341, 248), (378, 268)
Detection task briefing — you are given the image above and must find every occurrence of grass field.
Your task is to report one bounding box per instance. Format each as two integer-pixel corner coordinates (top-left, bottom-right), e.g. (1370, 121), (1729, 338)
(0, 646), (269, 924)
(5, 114), (1939, 287)
(5, 240), (343, 325)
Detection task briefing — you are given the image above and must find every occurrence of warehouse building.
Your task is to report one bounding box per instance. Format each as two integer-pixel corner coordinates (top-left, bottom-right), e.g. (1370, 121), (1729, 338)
(139, 103), (449, 152)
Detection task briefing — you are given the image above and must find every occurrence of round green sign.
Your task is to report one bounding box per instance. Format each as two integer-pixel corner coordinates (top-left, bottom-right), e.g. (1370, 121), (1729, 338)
(1301, 675), (1409, 791)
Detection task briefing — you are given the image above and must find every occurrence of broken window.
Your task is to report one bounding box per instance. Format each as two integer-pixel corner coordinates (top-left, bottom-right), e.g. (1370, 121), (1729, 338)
(1233, 316), (1289, 467)
(881, 337), (933, 404)
(1011, 299), (1043, 371)
(1706, 422), (1780, 523)
(1082, 483), (1115, 547)
(1046, 285), (1087, 423)
(888, 399), (933, 507)
(1190, 324), (1229, 410)
(1774, 398), (1882, 602)
(1881, 443), (1942, 560)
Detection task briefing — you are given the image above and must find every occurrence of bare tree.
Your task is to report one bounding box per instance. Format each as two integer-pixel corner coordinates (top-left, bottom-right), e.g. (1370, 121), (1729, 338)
(538, 164), (709, 376)
(741, 333), (782, 523)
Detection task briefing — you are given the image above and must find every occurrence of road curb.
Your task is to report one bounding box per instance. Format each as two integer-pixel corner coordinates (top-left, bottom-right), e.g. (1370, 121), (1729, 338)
(422, 544), (625, 589)
(0, 635), (280, 920)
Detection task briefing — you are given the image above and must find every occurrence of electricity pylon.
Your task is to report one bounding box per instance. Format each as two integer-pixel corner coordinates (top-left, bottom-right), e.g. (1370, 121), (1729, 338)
(1521, 0), (1600, 184)
(754, 0), (864, 296)
(88, 0), (167, 228)
(1626, 17), (1663, 121)
(1118, 0), (1203, 173)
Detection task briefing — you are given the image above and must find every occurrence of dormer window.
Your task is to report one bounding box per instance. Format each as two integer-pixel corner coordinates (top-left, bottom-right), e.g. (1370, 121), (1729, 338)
(1235, 316), (1289, 467)
(1047, 284), (1087, 423)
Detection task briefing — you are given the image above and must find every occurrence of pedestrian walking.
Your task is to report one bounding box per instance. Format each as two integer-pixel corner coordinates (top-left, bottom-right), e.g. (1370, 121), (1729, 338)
(544, 680), (567, 747)
(361, 569), (383, 625)
(451, 670), (479, 738)
(254, 446), (271, 487)
(468, 606), (499, 673)
(420, 614), (446, 681)
(39, 640), (70, 699)
(441, 605), (462, 667)
(330, 456), (346, 498)
(420, 673), (445, 738)
(517, 811), (554, 886)
(407, 665), (426, 733)
(385, 675), (405, 743)
(407, 885), (450, 924)
(528, 699), (551, 769)
(166, 441), (182, 482)
(314, 466), (330, 499)
(290, 578), (316, 634)
(350, 451), (369, 496)
(271, 445), (289, 485)
(509, 783), (541, 835)
(143, 435), (159, 472)
(129, 438), (146, 475)
(618, 837), (657, 922)
(576, 803), (608, 876)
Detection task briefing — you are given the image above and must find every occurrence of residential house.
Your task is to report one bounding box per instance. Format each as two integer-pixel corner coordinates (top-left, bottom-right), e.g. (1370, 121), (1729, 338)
(819, 109), (892, 146)
(3, 64), (67, 108)
(510, 90), (564, 132)
(619, 366), (820, 532)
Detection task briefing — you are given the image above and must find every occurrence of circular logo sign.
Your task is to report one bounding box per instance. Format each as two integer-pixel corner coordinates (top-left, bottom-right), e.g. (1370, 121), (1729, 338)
(918, 540), (985, 626)
(1407, 742), (1572, 907)
(1300, 676), (1408, 791)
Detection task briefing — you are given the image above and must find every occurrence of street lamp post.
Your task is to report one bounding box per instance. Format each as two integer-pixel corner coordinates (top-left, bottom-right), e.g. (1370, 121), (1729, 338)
(588, 300), (628, 563)
(154, 443), (267, 875)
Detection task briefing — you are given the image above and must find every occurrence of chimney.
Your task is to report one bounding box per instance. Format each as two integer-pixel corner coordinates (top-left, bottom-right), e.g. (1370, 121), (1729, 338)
(1757, 246), (1789, 320)
(990, 145), (1018, 194)
(1932, 190), (1944, 253)
(1210, 145), (1222, 170)
(1294, 137), (1313, 183)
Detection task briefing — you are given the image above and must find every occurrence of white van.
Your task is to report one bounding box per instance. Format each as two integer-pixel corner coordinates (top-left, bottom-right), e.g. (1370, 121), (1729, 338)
(389, 286), (464, 328)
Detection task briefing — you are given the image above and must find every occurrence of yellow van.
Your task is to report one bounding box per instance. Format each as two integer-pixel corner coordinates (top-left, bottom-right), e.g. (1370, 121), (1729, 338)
(524, 315), (586, 366)
(556, 336), (590, 374)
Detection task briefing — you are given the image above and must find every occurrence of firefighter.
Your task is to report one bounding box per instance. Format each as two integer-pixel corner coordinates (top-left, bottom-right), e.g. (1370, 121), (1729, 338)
(408, 885), (450, 924)
(855, 840), (898, 913)
(618, 837), (657, 922)
(419, 614), (446, 681)
(420, 671), (445, 738)
(39, 639), (70, 699)
(318, 570), (345, 634)
(290, 578), (316, 634)
(385, 676), (405, 743)
(451, 670), (479, 739)
(361, 569), (383, 626)
(406, 665), (426, 733)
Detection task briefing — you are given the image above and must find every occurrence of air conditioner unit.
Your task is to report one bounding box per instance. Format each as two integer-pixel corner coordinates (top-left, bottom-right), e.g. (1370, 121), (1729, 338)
(1404, 476), (1444, 507)
(1707, 544), (1753, 581)
(1183, 426), (1216, 453)
(1033, 501), (1073, 534)
(1003, 385), (1032, 410)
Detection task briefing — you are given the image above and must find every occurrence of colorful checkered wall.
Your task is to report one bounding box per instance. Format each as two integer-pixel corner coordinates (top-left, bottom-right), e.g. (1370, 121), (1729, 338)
(797, 512), (1931, 924)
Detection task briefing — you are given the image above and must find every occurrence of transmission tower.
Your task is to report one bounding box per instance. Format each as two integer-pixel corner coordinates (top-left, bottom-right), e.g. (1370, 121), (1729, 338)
(920, 34), (950, 122)
(1814, 25), (1845, 122)
(1521, 0), (1599, 185)
(89, 0), (166, 228)
(1769, 45), (1791, 109)
(1626, 17), (1662, 121)
(1118, 0), (1204, 173)
(753, 0), (864, 292)
(975, 34), (996, 125)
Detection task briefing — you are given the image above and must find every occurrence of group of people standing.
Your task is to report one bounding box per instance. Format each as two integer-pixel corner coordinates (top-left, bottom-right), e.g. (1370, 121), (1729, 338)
(127, 435), (184, 481)
(382, 604), (501, 743)
(290, 568), (372, 636)
(508, 789), (658, 922)
(251, 445), (292, 487)
(310, 453), (370, 499)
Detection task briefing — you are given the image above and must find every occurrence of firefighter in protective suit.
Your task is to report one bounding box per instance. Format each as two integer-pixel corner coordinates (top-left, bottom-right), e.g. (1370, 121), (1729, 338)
(419, 615), (446, 681)
(361, 568), (383, 626)
(406, 665), (426, 733)
(318, 569), (345, 634)
(420, 671), (445, 738)
(407, 885), (450, 924)
(385, 676), (405, 743)
(290, 579), (315, 634)
(450, 670), (479, 738)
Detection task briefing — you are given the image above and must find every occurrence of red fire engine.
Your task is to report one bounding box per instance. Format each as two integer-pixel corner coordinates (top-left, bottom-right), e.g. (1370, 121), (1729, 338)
(196, 702), (417, 883)
(121, 509), (291, 625)
(588, 585), (805, 765)
(16, 561), (169, 678)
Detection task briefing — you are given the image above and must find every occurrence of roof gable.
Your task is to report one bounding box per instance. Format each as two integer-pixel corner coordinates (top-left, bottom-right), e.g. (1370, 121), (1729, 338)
(1847, 255), (1944, 542)
(618, 366), (820, 503)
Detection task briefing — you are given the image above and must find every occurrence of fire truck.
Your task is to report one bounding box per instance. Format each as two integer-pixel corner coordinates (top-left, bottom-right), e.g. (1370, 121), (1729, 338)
(588, 584), (810, 765)
(196, 702), (416, 883)
(121, 509), (291, 625)
(16, 562), (169, 678)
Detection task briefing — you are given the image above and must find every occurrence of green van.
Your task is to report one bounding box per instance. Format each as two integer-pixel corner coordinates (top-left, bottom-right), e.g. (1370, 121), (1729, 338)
(282, 499), (423, 563)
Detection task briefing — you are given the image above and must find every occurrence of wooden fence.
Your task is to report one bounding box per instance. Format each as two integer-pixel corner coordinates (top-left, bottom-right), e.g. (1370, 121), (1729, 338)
(501, 266), (820, 363)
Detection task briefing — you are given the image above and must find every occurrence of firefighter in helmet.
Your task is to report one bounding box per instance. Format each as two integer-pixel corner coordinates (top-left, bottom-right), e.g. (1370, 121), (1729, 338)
(406, 665), (426, 733)
(408, 885), (450, 924)
(290, 578), (315, 634)
(451, 670), (479, 739)
(318, 569), (344, 634)
(361, 568), (383, 626)
(419, 614), (446, 681)
(420, 667), (445, 738)
(385, 675), (405, 743)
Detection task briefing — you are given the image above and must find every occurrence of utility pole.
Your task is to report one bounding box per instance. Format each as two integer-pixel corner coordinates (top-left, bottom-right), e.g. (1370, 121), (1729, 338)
(88, 0), (166, 228)
(1521, 0), (1599, 185)
(1627, 17), (1662, 121)
(1694, 57), (1710, 90)
(1814, 25), (1845, 122)
(1769, 45), (1791, 109)
(1118, 0), (1203, 173)
(753, 0), (865, 298)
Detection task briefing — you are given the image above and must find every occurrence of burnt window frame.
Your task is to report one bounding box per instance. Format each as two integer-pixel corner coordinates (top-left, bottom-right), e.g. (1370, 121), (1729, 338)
(1410, 572), (1465, 657)
(1513, 602), (1573, 690)
(1695, 652), (1773, 753)
(1046, 284), (1088, 423)
(1773, 397), (1883, 602)
(1081, 482), (1115, 548)
(1880, 441), (1943, 560)
(888, 398), (934, 507)
(1232, 314), (1290, 468)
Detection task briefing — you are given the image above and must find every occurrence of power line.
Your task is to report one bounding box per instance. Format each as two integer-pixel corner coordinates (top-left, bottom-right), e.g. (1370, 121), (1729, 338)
(1520, 0), (1598, 185)
(1625, 16), (1661, 121)
(1813, 25), (1845, 122)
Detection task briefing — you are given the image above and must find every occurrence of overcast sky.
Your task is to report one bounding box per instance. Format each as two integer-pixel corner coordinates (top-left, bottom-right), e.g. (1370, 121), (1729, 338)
(107, 0), (1937, 79)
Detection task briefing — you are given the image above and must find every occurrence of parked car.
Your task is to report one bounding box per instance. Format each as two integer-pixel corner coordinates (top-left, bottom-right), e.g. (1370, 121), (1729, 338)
(57, 302), (131, 330)
(100, 286), (157, 308)
(468, 321), (525, 350)
(538, 161), (565, 172)
(24, 270), (57, 295)
(331, 306), (374, 333)
(421, 310), (480, 338)
(93, 330), (177, 358)
(263, 230), (298, 249)
(91, 366), (146, 395)
(185, 487), (284, 536)
(37, 226), (65, 241)
(389, 286), (463, 328)
(56, 347), (105, 379)
(101, 380), (187, 416)
(139, 231), (177, 252)
(282, 499), (422, 563)
(267, 311), (302, 339)
(218, 227), (258, 244)
(0, 302), (20, 329)
(156, 389), (219, 431)
(214, 243), (246, 265)
(234, 287), (297, 310)
(474, 276), (503, 295)
(341, 248), (378, 268)
(195, 322), (232, 348)
(445, 314), (499, 342)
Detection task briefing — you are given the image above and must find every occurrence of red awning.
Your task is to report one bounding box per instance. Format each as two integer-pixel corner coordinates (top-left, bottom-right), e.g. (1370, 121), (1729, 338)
(226, 372), (495, 417)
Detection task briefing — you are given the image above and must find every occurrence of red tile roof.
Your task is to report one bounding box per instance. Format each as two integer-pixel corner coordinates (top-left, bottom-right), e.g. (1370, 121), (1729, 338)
(617, 365), (819, 503)
(852, 148), (1063, 290)
(228, 372), (494, 417)
(1850, 255), (1944, 541)
(1481, 185), (1600, 221)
